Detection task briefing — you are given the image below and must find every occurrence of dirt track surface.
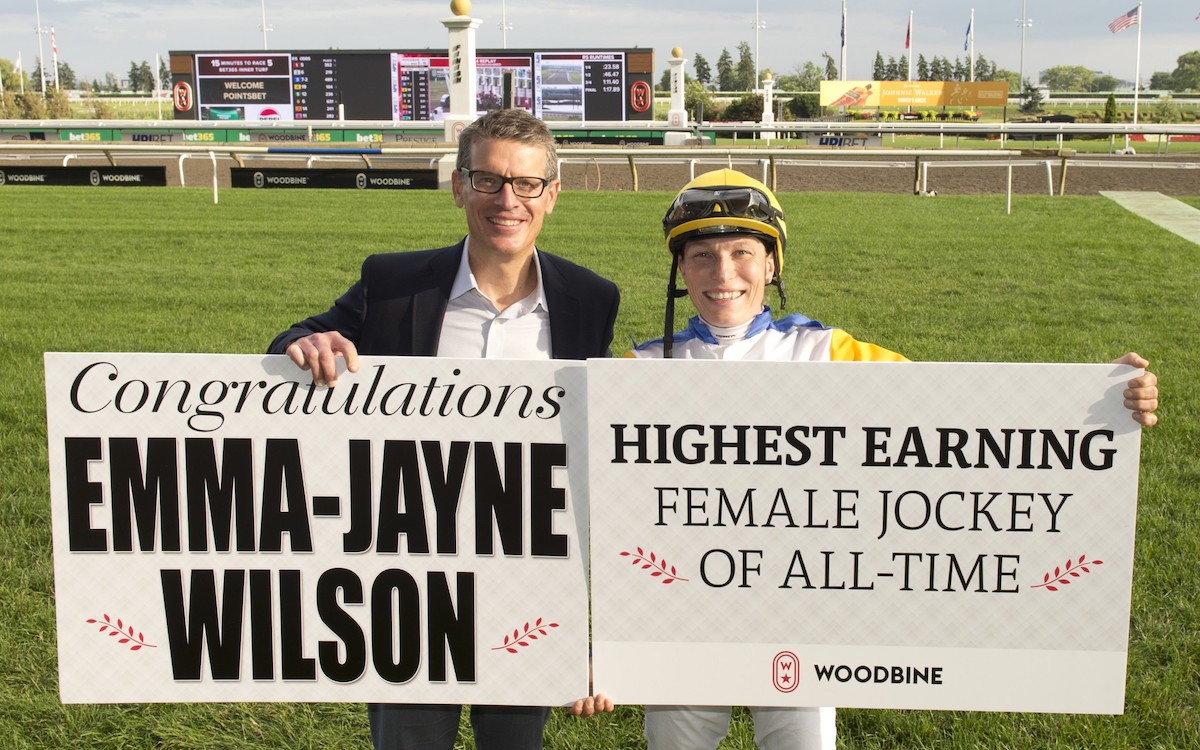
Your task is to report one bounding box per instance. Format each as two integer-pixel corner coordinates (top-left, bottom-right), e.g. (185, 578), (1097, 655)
(11, 150), (1200, 196)
(558, 152), (1200, 196)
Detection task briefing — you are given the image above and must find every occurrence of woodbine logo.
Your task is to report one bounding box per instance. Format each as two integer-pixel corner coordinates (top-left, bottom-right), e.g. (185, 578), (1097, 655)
(813, 662), (945, 685)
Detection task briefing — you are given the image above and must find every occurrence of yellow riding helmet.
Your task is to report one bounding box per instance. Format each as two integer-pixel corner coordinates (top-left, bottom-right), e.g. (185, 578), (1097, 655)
(662, 168), (787, 275)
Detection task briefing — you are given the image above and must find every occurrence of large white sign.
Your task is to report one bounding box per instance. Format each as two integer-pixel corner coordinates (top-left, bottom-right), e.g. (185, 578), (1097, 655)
(588, 360), (1142, 714)
(45, 353), (591, 705)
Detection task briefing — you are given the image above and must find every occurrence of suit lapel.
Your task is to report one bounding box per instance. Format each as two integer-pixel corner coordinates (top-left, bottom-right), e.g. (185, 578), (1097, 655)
(411, 243), (462, 356)
(541, 253), (585, 360)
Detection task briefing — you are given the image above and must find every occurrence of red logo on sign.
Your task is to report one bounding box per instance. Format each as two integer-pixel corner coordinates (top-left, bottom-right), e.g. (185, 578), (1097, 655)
(772, 651), (799, 693)
(173, 82), (193, 112)
(629, 81), (652, 113)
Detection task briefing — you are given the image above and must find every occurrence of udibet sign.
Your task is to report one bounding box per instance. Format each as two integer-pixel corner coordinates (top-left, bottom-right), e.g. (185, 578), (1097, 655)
(45, 354), (1142, 712)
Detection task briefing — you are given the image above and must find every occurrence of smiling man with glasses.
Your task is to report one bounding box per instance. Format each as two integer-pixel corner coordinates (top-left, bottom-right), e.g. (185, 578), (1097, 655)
(268, 107), (618, 749)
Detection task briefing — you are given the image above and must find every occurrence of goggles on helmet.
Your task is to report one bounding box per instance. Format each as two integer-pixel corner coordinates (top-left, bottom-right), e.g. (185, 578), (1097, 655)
(663, 186), (783, 228)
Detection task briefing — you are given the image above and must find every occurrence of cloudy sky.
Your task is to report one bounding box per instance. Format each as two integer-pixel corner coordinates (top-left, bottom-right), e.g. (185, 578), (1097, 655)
(3, 1), (1198, 86)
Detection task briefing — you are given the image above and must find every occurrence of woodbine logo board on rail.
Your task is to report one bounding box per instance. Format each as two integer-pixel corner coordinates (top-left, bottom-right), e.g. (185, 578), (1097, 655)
(44, 353), (591, 704)
(588, 360), (1142, 714)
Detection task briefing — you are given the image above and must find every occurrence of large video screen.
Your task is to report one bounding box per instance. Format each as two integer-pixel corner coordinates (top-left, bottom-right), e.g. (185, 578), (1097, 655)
(169, 49), (654, 122)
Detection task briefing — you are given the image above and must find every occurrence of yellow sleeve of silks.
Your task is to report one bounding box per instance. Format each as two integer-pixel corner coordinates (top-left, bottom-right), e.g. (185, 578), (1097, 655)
(829, 328), (910, 362)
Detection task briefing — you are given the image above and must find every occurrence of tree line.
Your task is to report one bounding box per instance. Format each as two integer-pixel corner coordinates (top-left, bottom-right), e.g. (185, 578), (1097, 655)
(0, 56), (172, 119)
(0, 56), (169, 96)
(653, 41), (1200, 124)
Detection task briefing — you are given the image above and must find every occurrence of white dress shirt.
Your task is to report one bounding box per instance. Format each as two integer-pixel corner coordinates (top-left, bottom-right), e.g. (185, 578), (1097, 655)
(436, 239), (552, 360)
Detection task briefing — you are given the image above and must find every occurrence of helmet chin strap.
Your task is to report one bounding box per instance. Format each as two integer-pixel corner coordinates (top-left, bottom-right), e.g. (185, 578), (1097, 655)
(772, 274), (788, 311)
(664, 254), (689, 359)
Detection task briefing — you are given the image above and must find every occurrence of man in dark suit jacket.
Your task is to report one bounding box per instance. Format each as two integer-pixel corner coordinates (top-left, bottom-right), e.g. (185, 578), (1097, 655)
(268, 241), (617, 364)
(269, 108), (617, 750)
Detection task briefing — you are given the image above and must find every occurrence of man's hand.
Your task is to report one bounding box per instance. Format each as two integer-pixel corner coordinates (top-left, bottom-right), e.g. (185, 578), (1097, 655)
(1113, 352), (1159, 427)
(285, 331), (360, 387)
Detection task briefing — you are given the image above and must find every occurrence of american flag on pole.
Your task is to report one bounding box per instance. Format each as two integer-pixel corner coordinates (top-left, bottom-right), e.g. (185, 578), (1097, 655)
(1108, 6), (1139, 33)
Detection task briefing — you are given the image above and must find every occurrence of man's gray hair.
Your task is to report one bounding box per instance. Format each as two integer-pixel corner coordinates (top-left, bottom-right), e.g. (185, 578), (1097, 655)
(455, 108), (559, 180)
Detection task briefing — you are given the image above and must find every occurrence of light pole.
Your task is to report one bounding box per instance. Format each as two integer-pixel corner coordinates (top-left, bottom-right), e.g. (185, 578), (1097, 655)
(751, 0), (766, 90)
(34, 0), (48, 96)
(1016, 0), (1033, 92)
(499, 0), (512, 48)
(259, 0), (273, 50)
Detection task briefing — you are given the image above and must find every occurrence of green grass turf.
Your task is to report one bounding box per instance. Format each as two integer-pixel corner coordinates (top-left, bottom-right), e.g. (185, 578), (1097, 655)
(1, 185), (1196, 748)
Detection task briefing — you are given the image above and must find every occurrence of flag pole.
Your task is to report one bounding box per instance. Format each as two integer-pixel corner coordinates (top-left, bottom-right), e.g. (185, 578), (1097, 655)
(1132, 1), (1143, 125)
(968, 9), (975, 82)
(51, 26), (58, 89)
(34, 0), (48, 97)
(907, 10), (913, 80)
(840, 0), (847, 80)
(155, 53), (163, 120)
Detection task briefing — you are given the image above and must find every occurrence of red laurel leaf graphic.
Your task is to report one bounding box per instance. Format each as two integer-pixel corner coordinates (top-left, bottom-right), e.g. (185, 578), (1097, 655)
(1033, 554), (1104, 592)
(619, 547), (690, 584)
(85, 614), (157, 650)
(492, 617), (560, 653)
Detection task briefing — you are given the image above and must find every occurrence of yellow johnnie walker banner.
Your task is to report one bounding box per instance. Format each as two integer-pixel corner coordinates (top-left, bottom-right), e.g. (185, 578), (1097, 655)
(821, 81), (1009, 108)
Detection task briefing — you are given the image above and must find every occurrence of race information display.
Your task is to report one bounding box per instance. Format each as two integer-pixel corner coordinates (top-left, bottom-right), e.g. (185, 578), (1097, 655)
(589, 360), (1142, 714)
(170, 49), (653, 122)
(45, 353), (591, 704)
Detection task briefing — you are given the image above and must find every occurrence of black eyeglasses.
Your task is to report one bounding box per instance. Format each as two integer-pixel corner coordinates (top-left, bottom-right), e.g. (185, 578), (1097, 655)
(664, 187), (783, 225)
(460, 169), (550, 199)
